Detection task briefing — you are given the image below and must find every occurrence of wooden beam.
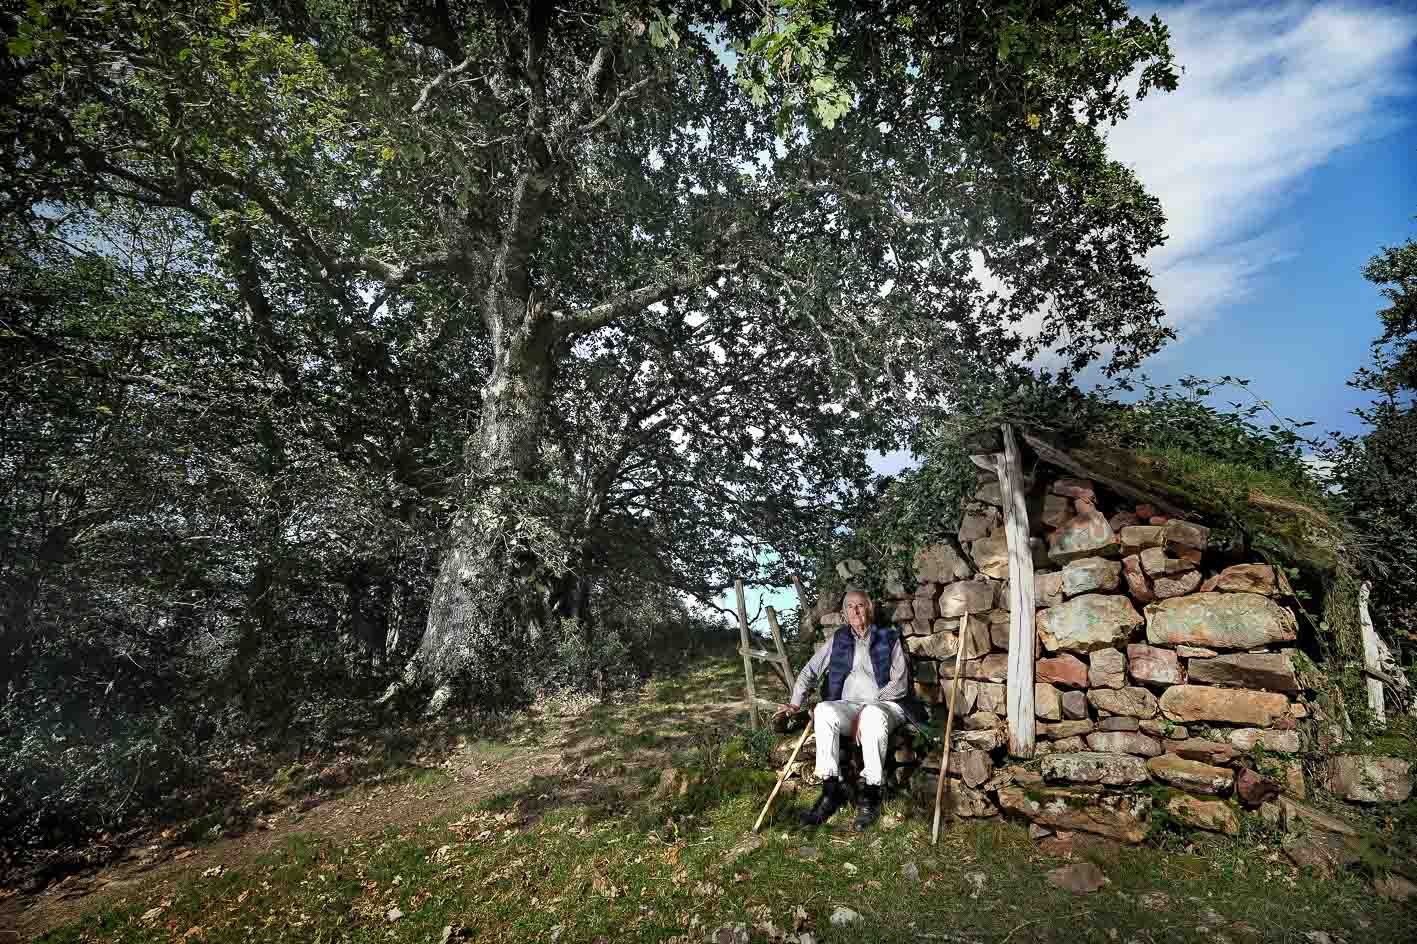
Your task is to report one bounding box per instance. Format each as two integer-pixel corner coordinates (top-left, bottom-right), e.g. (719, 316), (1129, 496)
(792, 574), (813, 638)
(765, 605), (795, 691)
(1359, 581), (1386, 725)
(735, 579), (759, 730)
(999, 424), (1037, 758)
(1019, 432), (1186, 518)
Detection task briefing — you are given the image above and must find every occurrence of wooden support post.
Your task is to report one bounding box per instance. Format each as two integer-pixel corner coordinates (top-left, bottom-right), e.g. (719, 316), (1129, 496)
(1359, 581), (1386, 725)
(765, 606), (795, 691)
(735, 579), (759, 730)
(932, 613), (971, 845)
(999, 424), (1037, 758)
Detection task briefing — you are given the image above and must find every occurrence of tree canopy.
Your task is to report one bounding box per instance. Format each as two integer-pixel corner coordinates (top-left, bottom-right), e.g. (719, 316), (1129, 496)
(3, 0), (1180, 716)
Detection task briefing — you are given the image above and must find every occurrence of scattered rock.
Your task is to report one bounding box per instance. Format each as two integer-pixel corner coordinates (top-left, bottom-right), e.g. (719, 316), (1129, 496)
(1146, 755), (1234, 795)
(1048, 512), (1121, 564)
(1166, 795), (1239, 835)
(1375, 874), (1417, 902)
(1159, 686), (1290, 727)
(901, 861), (921, 882)
(1047, 862), (1110, 894)
(1145, 593), (1297, 650)
(1088, 648), (1127, 690)
(1187, 652), (1299, 693)
(708, 923), (751, 944)
(1042, 751), (1150, 786)
(1325, 755), (1413, 804)
(829, 908), (861, 928)
(998, 785), (1152, 843)
(1234, 769), (1280, 809)
(1038, 595), (1143, 653)
(1087, 686), (1159, 719)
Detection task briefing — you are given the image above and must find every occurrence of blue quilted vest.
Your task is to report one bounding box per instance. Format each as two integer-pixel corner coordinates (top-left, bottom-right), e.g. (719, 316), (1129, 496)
(824, 624), (896, 700)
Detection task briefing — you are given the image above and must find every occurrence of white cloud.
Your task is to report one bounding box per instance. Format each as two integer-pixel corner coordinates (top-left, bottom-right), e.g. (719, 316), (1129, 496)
(1108, 0), (1417, 331)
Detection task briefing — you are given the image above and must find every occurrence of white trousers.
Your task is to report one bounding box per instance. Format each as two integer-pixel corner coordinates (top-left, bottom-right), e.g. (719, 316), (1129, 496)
(813, 700), (907, 786)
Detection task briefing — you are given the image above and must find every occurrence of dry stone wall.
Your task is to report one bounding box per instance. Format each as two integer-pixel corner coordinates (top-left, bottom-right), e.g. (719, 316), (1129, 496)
(810, 461), (1382, 846)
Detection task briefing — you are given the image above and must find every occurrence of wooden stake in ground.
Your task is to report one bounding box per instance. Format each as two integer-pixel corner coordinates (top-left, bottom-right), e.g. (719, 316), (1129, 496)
(753, 717), (814, 833)
(931, 612), (971, 845)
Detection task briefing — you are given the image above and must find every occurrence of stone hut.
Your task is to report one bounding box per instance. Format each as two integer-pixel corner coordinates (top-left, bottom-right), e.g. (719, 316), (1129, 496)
(803, 425), (1413, 861)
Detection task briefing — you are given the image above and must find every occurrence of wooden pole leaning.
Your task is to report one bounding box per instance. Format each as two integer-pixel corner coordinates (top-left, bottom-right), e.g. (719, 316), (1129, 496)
(735, 579), (759, 731)
(931, 612), (971, 845)
(753, 716), (814, 833)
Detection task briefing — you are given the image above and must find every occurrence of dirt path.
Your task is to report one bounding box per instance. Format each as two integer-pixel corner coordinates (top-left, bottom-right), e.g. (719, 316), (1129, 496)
(3, 659), (752, 940)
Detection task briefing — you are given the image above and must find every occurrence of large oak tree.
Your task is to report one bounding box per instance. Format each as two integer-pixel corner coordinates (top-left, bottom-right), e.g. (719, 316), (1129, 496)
(4, 0), (1178, 710)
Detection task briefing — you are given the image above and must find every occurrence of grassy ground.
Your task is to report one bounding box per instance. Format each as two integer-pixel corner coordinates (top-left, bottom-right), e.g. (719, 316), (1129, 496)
(23, 655), (1417, 944)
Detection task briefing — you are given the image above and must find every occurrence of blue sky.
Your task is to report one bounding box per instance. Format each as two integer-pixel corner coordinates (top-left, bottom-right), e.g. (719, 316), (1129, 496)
(718, 0), (1417, 629)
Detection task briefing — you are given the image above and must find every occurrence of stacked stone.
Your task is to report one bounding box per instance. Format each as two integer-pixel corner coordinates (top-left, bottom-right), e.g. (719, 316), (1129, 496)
(1003, 472), (1313, 838)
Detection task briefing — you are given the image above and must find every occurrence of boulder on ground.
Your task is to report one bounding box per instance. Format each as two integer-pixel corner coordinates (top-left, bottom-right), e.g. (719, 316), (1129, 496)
(1047, 862), (1110, 894)
(1325, 755), (1413, 804)
(997, 785), (1152, 843)
(1038, 594), (1143, 653)
(1166, 794), (1239, 835)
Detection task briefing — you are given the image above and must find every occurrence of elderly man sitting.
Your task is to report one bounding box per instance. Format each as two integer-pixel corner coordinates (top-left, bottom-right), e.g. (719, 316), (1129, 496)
(774, 590), (924, 830)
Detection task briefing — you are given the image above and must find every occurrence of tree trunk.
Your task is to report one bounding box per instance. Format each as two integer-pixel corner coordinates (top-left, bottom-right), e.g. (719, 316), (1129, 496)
(397, 307), (563, 713)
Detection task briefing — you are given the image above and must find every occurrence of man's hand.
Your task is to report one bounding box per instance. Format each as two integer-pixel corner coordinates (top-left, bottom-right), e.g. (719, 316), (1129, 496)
(773, 702), (803, 722)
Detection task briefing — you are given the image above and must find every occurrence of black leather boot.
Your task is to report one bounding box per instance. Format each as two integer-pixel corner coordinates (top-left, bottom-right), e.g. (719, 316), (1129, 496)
(799, 776), (846, 826)
(853, 783), (882, 831)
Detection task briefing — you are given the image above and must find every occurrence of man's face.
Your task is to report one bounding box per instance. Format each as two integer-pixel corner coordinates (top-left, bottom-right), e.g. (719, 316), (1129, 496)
(844, 595), (870, 633)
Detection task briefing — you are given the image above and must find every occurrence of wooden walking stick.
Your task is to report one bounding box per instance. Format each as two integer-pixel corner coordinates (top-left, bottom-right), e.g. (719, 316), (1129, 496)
(931, 613), (971, 845)
(753, 716), (814, 833)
